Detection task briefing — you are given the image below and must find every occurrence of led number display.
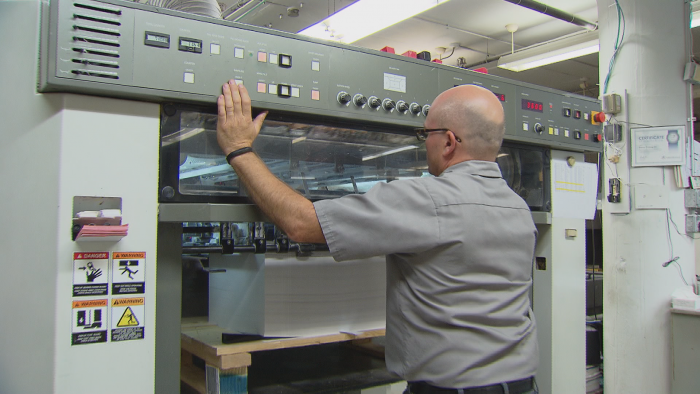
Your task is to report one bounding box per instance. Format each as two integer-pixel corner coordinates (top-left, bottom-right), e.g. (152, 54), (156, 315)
(522, 99), (543, 113)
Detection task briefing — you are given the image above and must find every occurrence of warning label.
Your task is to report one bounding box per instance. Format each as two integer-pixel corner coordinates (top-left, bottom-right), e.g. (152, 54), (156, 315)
(111, 297), (145, 342)
(112, 252), (146, 295)
(73, 252), (109, 297)
(72, 298), (108, 345)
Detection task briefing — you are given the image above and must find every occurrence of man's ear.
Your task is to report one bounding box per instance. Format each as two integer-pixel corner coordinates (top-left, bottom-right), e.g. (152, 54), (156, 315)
(442, 131), (458, 157)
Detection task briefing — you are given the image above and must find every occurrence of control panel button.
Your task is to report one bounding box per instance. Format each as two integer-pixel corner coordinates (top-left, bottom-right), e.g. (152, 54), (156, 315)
(574, 110), (582, 119)
(257, 51), (267, 62)
(291, 87), (300, 98)
(584, 133), (589, 140)
(594, 134), (603, 142)
(548, 127), (554, 135)
(554, 128), (560, 136)
(368, 96), (381, 109)
(562, 108), (571, 117)
(183, 72), (194, 84)
(311, 89), (320, 101)
(269, 53), (278, 64)
(337, 91), (351, 105)
(268, 84), (277, 94)
(277, 84), (291, 97)
(583, 112), (590, 121)
(311, 60), (320, 71)
(279, 54), (292, 68)
(257, 82), (266, 93)
(234, 47), (245, 59)
(522, 122), (529, 131)
(533, 123), (544, 134)
(574, 131), (582, 139)
(396, 100), (408, 113)
(210, 43), (220, 55)
(234, 79), (243, 85)
(382, 98), (396, 111)
(564, 129), (570, 138)
(353, 94), (367, 107)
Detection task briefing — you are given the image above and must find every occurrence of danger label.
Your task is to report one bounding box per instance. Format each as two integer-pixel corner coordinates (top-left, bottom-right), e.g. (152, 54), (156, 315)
(111, 252), (146, 295)
(72, 299), (108, 345)
(73, 252), (109, 297)
(111, 298), (145, 342)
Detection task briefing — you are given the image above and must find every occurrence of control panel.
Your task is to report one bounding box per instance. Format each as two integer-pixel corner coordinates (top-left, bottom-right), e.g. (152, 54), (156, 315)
(39, 0), (602, 152)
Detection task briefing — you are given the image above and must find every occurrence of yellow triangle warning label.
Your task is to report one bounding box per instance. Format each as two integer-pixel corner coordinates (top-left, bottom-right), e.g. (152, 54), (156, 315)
(117, 307), (139, 327)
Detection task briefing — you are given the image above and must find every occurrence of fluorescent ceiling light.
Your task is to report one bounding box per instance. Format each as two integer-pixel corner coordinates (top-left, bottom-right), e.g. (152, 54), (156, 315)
(298, 0), (450, 44)
(497, 31), (599, 72)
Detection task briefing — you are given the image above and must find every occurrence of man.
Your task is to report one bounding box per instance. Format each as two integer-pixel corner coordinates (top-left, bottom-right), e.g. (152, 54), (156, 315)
(217, 81), (539, 394)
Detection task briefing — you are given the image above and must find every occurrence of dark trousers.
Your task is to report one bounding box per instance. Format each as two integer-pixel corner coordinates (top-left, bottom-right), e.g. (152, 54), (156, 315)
(404, 377), (536, 394)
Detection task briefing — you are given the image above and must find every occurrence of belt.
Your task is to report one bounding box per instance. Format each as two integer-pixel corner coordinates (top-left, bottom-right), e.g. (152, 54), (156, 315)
(407, 377), (534, 394)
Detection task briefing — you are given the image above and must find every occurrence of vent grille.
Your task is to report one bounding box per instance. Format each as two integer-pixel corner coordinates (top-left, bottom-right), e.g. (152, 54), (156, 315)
(69, 2), (124, 80)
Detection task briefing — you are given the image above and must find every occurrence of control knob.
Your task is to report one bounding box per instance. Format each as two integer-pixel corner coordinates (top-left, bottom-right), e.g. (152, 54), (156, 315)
(337, 91), (351, 105)
(368, 96), (381, 109)
(422, 104), (431, 117)
(382, 98), (396, 111)
(353, 94), (367, 107)
(409, 103), (421, 115)
(396, 100), (409, 113)
(533, 123), (544, 134)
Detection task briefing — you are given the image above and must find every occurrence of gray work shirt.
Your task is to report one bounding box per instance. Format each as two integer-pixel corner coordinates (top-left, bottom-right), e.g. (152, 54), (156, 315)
(313, 160), (538, 388)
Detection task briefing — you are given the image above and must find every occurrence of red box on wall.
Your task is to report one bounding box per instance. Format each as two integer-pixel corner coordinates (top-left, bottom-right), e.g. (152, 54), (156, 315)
(380, 46), (395, 54)
(401, 50), (417, 58)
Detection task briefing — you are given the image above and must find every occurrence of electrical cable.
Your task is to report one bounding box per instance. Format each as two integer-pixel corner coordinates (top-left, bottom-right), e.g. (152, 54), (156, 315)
(440, 46), (456, 60)
(663, 209), (691, 286)
(603, 0), (626, 95)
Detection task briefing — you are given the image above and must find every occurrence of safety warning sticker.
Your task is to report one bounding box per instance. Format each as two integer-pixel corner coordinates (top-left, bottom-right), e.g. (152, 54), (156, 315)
(72, 299), (108, 345)
(73, 252), (109, 297)
(111, 252), (146, 295)
(111, 297), (145, 342)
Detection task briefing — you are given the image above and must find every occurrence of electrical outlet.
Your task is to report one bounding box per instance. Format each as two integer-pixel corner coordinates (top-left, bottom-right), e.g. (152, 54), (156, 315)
(686, 214), (700, 233)
(602, 93), (622, 114)
(685, 189), (700, 208)
(604, 123), (622, 142)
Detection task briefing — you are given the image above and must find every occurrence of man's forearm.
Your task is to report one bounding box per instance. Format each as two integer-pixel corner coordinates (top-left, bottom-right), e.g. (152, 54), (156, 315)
(229, 152), (326, 244)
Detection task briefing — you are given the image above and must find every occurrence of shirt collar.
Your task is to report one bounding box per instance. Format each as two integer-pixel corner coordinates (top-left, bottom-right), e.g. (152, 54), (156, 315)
(440, 160), (502, 178)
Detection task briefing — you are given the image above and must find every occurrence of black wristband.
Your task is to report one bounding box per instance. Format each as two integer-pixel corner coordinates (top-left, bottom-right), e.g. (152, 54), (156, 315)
(226, 147), (253, 163)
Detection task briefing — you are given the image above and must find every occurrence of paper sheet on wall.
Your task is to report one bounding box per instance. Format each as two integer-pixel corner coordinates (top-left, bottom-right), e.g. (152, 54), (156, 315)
(551, 159), (599, 220)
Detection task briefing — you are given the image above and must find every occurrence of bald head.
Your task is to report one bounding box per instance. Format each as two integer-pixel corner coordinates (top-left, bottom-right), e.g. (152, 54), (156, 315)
(426, 84), (505, 161)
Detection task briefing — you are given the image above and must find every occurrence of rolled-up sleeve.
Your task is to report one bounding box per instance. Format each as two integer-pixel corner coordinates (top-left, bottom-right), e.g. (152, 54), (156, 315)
(313, 179), (440, 261)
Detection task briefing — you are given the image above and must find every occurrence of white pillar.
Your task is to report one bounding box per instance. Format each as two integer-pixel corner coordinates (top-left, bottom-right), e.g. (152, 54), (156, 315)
(597, 1), (695, 393)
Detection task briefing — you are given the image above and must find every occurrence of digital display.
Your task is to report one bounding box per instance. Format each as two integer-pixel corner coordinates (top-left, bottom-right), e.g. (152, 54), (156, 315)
(493, 92), (506, 102)
(144, 31), (170, 48)
(522, 99), (543, 112)
(181, 40), (201, 48)
(178, 37), (203, 53)
(147, 34), (168, 43)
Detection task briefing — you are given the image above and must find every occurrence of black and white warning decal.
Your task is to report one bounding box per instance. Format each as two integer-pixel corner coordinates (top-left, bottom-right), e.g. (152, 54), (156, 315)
(111, 252), (146, 295)
(72, 299), (108, 345)
(111, 297), (145, 342)
(73, 252), (109, 296)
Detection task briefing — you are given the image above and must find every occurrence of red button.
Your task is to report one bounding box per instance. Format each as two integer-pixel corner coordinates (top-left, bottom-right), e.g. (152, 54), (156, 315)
(593, 112), (606, 123)
(584, 133), (589, 140)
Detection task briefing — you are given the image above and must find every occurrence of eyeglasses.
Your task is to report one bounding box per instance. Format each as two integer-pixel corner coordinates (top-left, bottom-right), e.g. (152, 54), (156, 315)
(414, 128), (461, 143)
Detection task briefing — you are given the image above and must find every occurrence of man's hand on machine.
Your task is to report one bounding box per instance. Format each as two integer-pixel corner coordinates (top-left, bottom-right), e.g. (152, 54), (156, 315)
(216, 80), (268, 157)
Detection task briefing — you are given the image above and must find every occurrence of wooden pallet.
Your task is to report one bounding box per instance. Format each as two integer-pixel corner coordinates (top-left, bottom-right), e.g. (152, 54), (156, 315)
(181, 318), (386, 394)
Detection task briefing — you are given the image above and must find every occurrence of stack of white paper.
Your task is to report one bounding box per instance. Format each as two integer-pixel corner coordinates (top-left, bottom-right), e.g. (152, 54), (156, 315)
(209, 253), (386, 337)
